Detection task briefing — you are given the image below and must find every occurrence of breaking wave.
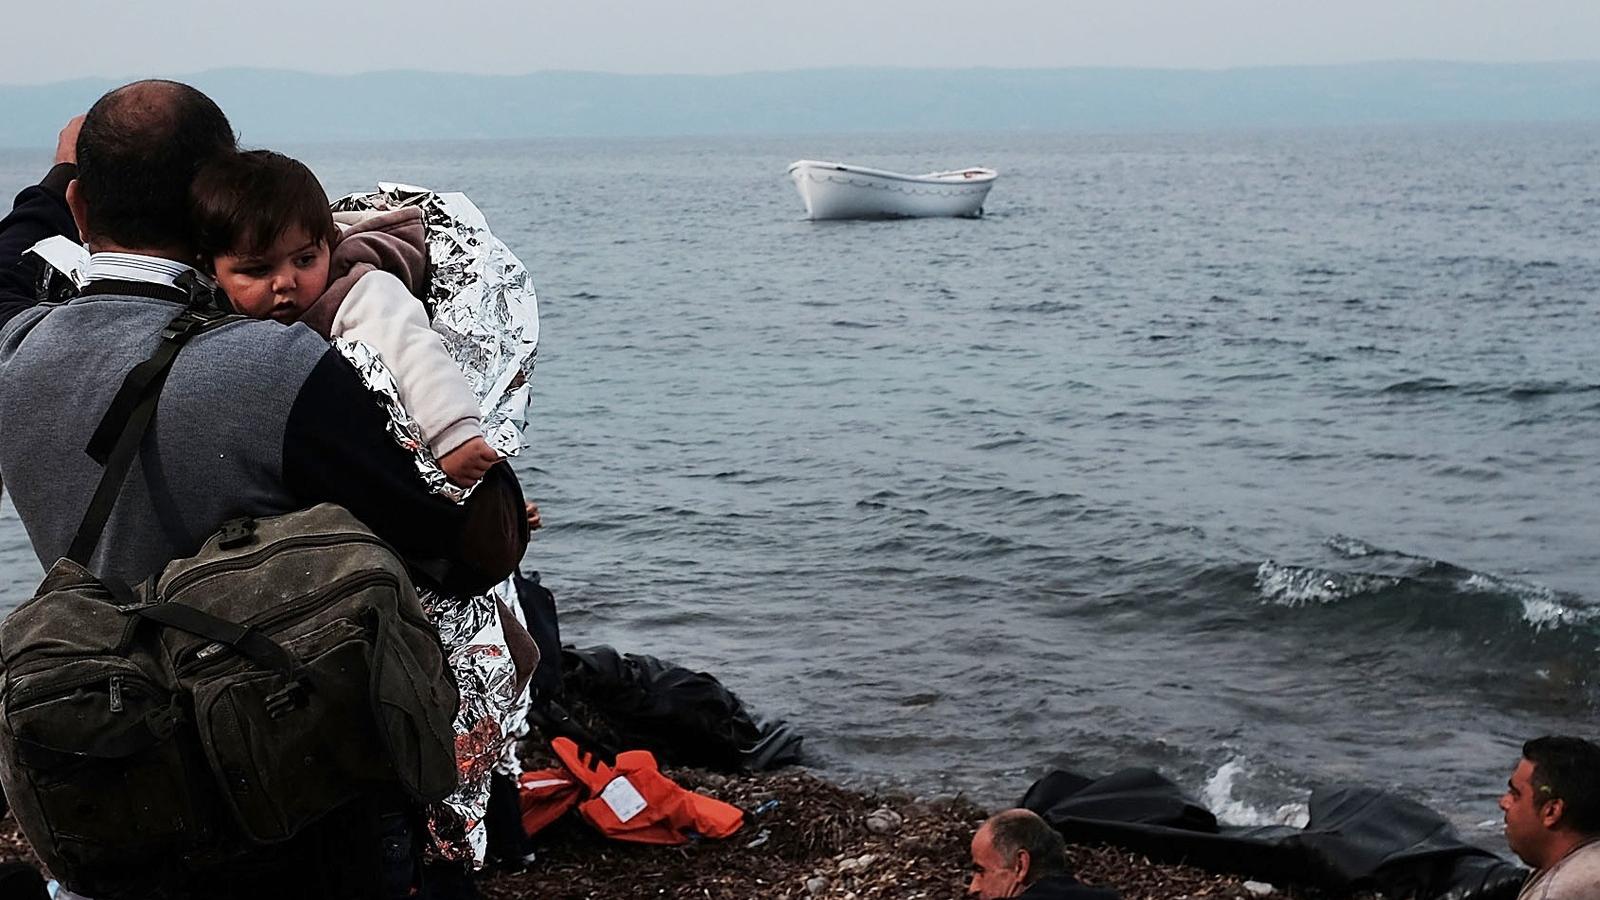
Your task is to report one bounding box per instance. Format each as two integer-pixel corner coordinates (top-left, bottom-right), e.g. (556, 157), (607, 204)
(1255, 563), (1400, 607)
(1252, 536), (1597, 646)
(1200, 758), (1309, 829)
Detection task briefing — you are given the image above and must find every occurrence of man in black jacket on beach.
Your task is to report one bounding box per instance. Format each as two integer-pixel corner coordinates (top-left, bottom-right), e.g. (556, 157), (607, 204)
(968, 809), (1120, 899)
(0, 81), (526, 898)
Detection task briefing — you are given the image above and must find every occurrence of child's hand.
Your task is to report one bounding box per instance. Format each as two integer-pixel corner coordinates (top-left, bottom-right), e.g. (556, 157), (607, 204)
(526, 502), (542, 532)
(438, 437), (499, 487)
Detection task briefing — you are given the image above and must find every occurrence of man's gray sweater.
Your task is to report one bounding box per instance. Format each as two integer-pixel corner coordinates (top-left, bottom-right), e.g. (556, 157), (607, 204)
(0, 167), (526, 594)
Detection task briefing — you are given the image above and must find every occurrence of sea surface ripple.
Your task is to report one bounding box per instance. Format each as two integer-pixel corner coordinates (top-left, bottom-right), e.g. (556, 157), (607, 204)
(2, 124), (1596, 844)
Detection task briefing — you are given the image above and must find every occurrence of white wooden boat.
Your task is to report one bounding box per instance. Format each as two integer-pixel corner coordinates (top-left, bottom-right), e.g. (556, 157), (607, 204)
(787, 160), (997, 220)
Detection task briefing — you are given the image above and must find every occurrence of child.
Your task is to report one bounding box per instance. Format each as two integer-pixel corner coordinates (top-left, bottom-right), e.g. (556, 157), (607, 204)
(189, 149), (500, 488)
(192, 151), (543, 867)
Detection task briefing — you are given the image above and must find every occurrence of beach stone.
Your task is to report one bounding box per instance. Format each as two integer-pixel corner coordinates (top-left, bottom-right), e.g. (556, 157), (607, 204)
(837, 853), (877, 875)
(805, 876), (830, 895)
(1243, 881), (1276, 896)
(865, 807), (903, 834)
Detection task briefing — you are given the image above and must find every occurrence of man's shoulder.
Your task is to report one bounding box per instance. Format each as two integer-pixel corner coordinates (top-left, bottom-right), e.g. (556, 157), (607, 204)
(0, 301), (54, 344)
(183, 317), (335, 389)
(0, 296), (160, 363)
(1021, 875), (1121, 900)
(201, 314), (329, 349)
(1549, 840), (1600, 896)
(4, 296), (332, 370)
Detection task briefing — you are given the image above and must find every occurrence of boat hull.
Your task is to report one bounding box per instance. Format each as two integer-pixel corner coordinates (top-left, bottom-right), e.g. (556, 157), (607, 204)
(788, 161), (996, 220)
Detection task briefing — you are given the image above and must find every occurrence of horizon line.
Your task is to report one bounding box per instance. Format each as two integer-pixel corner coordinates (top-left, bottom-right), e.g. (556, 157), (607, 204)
(4, 57), (1600, 89)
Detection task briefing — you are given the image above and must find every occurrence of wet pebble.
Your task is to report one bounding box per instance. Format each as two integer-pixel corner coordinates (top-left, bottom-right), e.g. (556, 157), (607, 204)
(864, 807), (903, 835)
(836, 853), (877, 875)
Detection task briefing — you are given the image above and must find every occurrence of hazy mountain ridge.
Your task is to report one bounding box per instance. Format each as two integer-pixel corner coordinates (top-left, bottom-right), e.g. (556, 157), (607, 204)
(1, 61), (1598, 146)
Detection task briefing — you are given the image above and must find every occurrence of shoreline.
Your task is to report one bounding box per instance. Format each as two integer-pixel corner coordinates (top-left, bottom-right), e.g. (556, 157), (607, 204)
(1, 767), (1376, 899)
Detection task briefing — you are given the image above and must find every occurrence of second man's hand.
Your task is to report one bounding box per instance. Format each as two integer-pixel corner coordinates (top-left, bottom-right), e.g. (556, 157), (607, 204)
(55, 115), (85, 166)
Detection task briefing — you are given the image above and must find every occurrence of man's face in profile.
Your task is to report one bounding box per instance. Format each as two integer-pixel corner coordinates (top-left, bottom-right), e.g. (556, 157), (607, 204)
(1500, 757), (1552, 866)
(968, 825), (1024, 898)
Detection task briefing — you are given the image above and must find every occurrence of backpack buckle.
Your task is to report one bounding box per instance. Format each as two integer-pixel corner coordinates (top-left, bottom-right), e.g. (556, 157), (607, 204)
(217, 517), (258, 550)
(264, 680), (307, 719)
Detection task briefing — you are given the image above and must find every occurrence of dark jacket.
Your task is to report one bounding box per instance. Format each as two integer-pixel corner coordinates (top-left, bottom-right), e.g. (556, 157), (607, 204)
(1019, 874), (1122, 900)
(0, 162), (76, 320)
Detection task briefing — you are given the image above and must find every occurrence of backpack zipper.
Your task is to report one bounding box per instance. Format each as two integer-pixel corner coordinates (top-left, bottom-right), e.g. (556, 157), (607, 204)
(173, 570), (402, 676)
(161, 531), (393, 597)
(249, 570), (400, 633)
(6, 659), (155, 709)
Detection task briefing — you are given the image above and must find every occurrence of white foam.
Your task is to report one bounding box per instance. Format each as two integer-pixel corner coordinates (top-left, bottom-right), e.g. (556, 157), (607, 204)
(1201, 758), (1310, 828)
(1324, 534), (1383, 559)
(1255, 562), (1399, 607)
(1458, 573), (1595, 631)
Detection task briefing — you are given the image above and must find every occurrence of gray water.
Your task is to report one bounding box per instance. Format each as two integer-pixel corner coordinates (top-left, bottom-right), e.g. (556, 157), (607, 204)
(3, 124), (1597, 845)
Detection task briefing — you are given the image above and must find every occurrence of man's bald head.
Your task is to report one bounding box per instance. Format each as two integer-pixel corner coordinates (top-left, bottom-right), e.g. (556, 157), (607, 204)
(969, 809), (1069, 898)
(73, 80), (235, 253)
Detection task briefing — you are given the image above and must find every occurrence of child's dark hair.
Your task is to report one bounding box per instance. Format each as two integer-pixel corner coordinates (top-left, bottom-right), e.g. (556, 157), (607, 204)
(190, 149), (337, 261)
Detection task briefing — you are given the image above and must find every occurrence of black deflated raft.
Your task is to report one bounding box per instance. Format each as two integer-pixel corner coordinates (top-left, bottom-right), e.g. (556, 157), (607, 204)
(1022, 767), (1526, 900)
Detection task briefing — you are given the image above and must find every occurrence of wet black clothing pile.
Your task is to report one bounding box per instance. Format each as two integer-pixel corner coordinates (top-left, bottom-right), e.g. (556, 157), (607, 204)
(511, 572), (804, 774)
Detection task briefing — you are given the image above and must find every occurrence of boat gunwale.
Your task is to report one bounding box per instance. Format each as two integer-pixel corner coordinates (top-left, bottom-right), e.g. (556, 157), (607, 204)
(786, 159), (998, 186)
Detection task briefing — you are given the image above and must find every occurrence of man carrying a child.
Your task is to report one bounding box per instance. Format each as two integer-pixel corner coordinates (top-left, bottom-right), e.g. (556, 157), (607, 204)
(0, 80), (527, 898)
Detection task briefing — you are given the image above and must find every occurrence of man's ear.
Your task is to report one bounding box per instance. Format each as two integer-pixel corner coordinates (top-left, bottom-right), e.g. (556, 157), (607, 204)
(65, 179), (92, 248)
(1014, 848), (1033, 884)
(1539, 797), (1565, 830)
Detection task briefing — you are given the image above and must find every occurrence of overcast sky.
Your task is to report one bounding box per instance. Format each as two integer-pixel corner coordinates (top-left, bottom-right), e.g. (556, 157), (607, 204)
(3, 0), (1598, 85)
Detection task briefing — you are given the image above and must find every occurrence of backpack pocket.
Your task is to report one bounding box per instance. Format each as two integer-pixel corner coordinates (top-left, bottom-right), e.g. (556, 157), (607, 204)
(0, 657), (213, 892)
(371, 614), (459, 802)
(188, 618), (386, 844)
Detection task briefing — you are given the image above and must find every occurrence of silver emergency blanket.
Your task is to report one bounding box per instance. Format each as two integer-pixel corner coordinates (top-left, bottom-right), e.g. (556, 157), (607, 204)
(417, 580), (525, 865)
(332, 337), (472, 502)
(23, 234), (89, 289)
(328, 184), (540, 866)
(330, 182), (539, 461)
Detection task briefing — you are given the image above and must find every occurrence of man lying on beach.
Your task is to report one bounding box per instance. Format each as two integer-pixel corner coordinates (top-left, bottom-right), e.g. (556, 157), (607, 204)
(1500, 735), (1600, 900)
(968, 809), (1120, 899)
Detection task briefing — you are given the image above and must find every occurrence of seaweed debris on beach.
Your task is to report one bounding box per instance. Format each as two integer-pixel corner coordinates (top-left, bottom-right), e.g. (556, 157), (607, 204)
(0, 768), (1375, 899)
(490, 767), (1369, 900)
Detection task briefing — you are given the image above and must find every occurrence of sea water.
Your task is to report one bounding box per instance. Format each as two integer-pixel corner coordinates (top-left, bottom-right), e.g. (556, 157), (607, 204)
(3, 124), (1596, 846)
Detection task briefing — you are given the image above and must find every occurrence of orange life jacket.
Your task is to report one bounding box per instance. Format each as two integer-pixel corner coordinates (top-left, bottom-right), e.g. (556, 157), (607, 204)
(517, 769), (585, 837)
(517, 737), (744, 845)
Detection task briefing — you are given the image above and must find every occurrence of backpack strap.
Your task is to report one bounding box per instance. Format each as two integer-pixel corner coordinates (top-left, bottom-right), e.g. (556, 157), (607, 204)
(84, 273), (231, 465)
(65, 274), (232, 567)
(132, 602), (304, 681)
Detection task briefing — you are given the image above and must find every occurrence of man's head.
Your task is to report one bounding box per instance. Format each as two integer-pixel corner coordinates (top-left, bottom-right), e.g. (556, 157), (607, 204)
(968, 809), (1068, 899)
(67, 80), (236, 256)
(1500, 735), (1600, 869)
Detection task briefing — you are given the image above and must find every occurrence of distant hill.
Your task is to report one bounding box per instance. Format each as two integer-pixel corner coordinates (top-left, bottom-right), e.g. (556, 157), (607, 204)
(2, 62), (1599, 147)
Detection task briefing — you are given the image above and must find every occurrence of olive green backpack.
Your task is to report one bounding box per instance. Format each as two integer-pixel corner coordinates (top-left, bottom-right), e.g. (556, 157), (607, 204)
(0, 299), (459, 897)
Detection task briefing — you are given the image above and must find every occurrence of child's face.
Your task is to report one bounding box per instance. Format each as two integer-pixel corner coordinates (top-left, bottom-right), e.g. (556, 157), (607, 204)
(213, 225), (331, 323)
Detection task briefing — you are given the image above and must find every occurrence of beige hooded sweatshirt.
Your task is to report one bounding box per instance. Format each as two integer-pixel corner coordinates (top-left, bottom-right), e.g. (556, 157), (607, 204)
(298, 207), (483, 460)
